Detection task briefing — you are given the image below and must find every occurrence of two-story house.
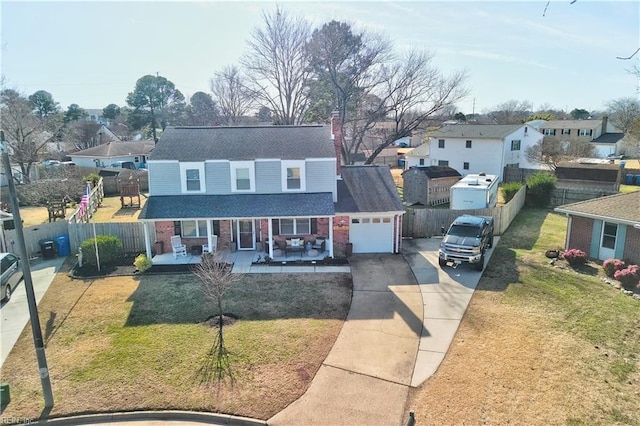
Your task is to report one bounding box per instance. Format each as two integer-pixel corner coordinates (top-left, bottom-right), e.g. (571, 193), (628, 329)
(138, 114), (404, 261)
(427, 124), (545, 181)
(538, 117), (624, 158)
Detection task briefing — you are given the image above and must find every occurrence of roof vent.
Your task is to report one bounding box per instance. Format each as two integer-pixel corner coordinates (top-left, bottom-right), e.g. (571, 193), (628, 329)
(468, 179), (480, 186)
(479, 172), (486, 176)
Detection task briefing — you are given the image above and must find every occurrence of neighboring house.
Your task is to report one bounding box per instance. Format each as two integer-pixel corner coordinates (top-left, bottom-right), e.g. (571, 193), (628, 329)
(555, 191), (640, 265)
(138, 114), (405, 259)
(539, 118), (624, 158)
(428, 124), (545, 181)
(70, 140), (155, 169)
(96, 124), (121, 144)
(85, 109), (109, 126)
(404, 143), (430, 169)
(402, 166), (461, 206)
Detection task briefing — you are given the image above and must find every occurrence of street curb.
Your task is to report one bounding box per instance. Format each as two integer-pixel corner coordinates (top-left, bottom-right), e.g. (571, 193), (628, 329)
(31, 410), (267, 426)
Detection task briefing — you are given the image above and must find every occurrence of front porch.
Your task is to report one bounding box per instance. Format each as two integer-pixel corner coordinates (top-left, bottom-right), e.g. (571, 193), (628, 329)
(151, 247), (350, 274)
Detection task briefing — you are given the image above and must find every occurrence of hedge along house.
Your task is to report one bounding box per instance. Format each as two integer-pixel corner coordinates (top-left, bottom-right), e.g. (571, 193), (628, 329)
(138, 113), (405, 262)
(554, 191), (640, 265)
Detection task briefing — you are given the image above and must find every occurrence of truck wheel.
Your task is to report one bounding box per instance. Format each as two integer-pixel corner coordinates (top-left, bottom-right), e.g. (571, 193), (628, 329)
(474, 254), (485, 271)
(439, 258), (447, 269)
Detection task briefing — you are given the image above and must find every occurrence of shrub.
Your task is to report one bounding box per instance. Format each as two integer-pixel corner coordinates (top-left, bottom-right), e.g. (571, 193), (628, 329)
(562, 248), (587, 267)
(614, 264), (639, 290)
(80, 235), (123, 266)
(83, 173), (101, 187)
(602, 258), (626, 278)
(134, 253), (153, 273)
(500, 181), (523, 203)
(525, 172), (557, 207)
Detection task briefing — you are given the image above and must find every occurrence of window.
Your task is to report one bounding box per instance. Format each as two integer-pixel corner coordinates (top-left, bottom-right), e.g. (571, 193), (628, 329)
(186, 169), (200, 191)
(180, 162), (205, 193)
(351, 218), (360, 224)
(419, 159), (425, 166)
(231, 161), (255, 192)
(438, 160), (449, 166)
(281, 160), (306, 191)
(602, 222), (617, 249)
(175, 220), (219, 238)
(438, 139), (445, 148)
(543, 129), (556, 136)
(561, 129), (571, 135)
(278, 218), (311, 235)
(465, 140), (472, 148)
(382, 218), (391, 223)
(511, 140), (521, 151)
(463, 162), (469, 170)
(579, 129), (593, 136)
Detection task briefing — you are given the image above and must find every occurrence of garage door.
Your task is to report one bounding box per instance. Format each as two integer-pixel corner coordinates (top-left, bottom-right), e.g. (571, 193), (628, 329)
(349, 216), (394, 253)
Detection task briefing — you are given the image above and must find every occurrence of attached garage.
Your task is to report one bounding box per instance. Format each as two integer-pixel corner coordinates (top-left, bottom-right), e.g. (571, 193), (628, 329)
(349, 216), (395, 253)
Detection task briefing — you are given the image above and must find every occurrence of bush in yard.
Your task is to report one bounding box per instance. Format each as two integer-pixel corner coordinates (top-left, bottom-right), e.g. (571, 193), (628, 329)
(525, 172), (557, 207)
(83, 173), (101, 187)
(562, 248), (587, 267)
(80, 235), (123, 266)
(134, 253), (153, 273)
(500, 181), (523, 203)
(614, 264), (639, 290)
(602, 258), (626, 278)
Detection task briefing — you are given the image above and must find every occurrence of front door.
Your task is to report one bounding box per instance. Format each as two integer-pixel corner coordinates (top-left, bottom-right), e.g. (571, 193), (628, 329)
(599, 222), (617, 260)
(237, 219), (255, 250)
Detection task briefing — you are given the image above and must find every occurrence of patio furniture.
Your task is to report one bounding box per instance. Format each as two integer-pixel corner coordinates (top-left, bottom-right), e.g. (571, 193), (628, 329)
(171, 235), (187, 258)
(280, 238), (305, 257)
(312, 238), (326, 253)
(203, 235), (218, 254)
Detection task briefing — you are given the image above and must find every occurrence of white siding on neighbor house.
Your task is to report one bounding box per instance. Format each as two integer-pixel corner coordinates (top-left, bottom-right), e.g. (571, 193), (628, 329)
(429, 137), (504, 180)
(71, 154), (143, 168)
(405, 156), (427, 169)
(306, 160), (337, 200)
(148, 161), (181, 195)
(592, 144), (618, 158)
(256, 160), (281, 193)
(69, 157), (99, 168)
(502, 126), (544, 171)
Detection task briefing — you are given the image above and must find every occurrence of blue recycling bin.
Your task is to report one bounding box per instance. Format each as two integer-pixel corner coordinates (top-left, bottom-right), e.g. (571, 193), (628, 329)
(635, 175), (640, 186)
(55, 235), (70, 257)
(625, 174), (634, 185)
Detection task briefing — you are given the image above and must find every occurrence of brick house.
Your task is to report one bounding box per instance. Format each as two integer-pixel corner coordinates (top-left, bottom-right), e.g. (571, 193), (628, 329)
(554, 191), (640, 265)
(138, 113), (404, 260)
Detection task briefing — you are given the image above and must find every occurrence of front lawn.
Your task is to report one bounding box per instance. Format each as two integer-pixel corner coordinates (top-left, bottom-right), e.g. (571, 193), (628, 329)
(406, 209), (640, 425)
(0, 271), (352, 420)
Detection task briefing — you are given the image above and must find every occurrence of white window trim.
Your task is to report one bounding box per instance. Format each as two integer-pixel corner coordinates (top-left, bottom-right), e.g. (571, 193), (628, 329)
(231, 161), (255, 192)
(281, 160), (306, 192)
(279, 218), (311, 235)
(180, 162), (205, 193)
(181, 220), (208, 237)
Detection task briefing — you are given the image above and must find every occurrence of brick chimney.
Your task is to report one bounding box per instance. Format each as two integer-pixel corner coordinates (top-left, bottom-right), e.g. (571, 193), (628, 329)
(331, 110), (343, 176)
(601, 116), (608, 136)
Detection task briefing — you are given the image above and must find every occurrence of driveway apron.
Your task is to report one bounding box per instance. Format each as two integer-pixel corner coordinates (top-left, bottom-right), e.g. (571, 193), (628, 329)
(269, 254), (422, 426)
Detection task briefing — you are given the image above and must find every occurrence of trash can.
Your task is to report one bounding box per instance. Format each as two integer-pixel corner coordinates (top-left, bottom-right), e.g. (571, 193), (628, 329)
(39, 239), (56, 259)
(55, 235), (70, 257)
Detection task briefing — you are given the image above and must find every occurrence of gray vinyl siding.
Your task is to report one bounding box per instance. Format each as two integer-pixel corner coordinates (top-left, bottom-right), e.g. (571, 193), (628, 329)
(206, 162), (231, 194)
(306, 160), (336, 193)
(256, 160), (281, 193)
(148, 162), (181, 195)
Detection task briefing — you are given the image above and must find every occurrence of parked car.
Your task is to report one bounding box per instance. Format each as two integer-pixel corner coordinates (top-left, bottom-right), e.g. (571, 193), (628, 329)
(438, 215), (494, 271)
(109, 161), (137, 170)
(1, 253), (23, 302)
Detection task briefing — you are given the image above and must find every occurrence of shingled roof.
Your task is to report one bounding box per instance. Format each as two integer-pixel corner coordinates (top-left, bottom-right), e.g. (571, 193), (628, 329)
(429, 124), (523, 139)
(402, 166), (461, 179)
(150, 125), (335, 161)
(335, 165), (404, 213)
(72, 141), (155, 157)
(555, 191), (640, 225)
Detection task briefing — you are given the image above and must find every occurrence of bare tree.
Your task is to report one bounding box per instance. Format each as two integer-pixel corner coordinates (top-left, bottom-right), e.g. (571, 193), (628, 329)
(525, 138), (594, 171)
(605, 97), (640, 132)
(621, 116), (640, 157)
(486, 100), (533, 124)
(1, 89), (63, 182)
(193, 250), (242, 383)
(210, 66), (253, 125)
(65, 121), (102, 150)
(241, 7), (312, 125)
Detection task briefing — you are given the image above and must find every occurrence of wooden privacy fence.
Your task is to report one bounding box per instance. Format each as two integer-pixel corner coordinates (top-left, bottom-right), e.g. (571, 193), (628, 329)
(550, 187), (618, 207)
(402, 185), (526, 238)
(4, 221), (154, 258)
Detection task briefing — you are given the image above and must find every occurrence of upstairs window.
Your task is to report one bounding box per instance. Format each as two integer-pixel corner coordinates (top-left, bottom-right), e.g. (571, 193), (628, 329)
(287, 168), (301, 189)
(438, 139), (445, 148)
(543, 129), (556, 136)
(180, 162), (205, 193)
(281, 160), (305, 191)
(236, 168), (250, 190)
(419, 159), (425, 166)
(579, 129), (593, 136)
(511, 140), (521, 151)
(561, 129), (571, 135)
(465, 140), (472, 148)
(438, 160), (449, 166)
(186, 169), (200, 191)
(463, 162), (469, 170)
(231, 161), (255, 192)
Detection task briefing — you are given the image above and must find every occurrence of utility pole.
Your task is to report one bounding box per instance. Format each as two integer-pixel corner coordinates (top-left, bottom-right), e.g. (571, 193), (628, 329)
(472, 98), (476, 116)
(0, 131), (54, 408)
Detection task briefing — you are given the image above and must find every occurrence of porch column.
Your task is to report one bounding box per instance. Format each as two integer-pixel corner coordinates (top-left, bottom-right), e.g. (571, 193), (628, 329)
(329, 216), (334, 257)
(207, 220), (212, 252)
(143, 221), (152, 260)
(268, 218), (273, 258)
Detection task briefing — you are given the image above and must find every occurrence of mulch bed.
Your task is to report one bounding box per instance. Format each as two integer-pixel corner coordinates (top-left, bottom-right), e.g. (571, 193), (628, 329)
(253, 258), (349, 267)
(71, 253), (199, 278)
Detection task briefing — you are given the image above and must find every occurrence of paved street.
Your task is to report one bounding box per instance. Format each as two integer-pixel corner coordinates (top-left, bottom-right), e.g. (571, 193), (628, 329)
(1, 256), (66, 367)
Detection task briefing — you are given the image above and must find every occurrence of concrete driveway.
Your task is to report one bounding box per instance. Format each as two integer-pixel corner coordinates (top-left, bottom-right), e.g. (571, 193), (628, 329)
(1, 256), (66, 367)
(269, 254), (422, 426)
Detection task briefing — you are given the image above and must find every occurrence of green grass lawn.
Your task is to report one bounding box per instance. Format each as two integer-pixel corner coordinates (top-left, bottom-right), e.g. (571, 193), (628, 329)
(0, 272), (352, 421)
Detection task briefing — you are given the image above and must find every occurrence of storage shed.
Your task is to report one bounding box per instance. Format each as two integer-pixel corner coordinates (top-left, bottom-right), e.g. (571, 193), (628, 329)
(402, 166), (461, 206)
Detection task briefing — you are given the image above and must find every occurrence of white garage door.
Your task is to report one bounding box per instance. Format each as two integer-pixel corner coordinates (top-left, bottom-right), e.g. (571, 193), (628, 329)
(349, 216), (394, 253)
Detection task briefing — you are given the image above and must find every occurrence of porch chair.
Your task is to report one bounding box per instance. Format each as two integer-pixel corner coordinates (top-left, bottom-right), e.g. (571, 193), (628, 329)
(171, 235), (187, 258)
(202, 235), (218, 254)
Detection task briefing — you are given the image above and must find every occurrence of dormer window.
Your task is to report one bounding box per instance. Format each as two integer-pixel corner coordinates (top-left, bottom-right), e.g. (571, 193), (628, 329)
(281, 160), (306, 191)
(180, 162), (205, 193)
(231, 161), (255, 192)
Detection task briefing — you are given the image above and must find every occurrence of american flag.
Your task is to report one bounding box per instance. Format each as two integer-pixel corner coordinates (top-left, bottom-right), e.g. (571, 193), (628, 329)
(80, 182), (90, 217)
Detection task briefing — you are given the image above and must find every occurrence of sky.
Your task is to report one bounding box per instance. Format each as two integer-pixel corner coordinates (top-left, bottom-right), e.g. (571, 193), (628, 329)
(1, 1), (638, 115)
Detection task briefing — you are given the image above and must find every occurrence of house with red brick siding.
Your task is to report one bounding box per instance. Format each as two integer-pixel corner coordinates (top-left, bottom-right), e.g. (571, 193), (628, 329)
(138, 113), (404, 261)
(554, 191), (640, 265)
